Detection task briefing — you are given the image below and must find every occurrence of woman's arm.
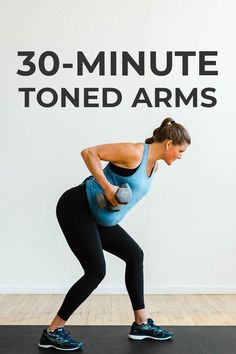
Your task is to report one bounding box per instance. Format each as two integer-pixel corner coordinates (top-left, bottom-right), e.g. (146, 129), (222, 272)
(81, 142), (142, 206)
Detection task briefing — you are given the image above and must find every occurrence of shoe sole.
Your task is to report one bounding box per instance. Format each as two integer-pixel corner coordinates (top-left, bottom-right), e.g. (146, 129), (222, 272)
(38, 343), (83, 351)
(129, 334), (173, 341)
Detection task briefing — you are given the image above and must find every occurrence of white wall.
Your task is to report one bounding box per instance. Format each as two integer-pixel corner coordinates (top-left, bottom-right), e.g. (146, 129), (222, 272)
(0, 0), (236, 294)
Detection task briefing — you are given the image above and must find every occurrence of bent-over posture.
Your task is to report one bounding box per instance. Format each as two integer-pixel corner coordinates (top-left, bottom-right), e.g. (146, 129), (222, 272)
(38, 117), (191, 351)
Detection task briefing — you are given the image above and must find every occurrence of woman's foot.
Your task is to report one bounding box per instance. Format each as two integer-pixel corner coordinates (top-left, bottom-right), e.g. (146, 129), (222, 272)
(38, 327), (83, 351)
(129, 318), (174, 341)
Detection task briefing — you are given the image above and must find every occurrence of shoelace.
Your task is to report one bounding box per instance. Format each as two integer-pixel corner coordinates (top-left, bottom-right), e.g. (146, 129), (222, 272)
(54, 328), (73, 343)
(147, 319), (163, 335)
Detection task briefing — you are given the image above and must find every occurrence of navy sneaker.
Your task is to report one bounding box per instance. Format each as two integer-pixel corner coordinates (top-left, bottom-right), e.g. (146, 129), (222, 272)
(129, 318), (174, 341)
(38, 327), (83, 351)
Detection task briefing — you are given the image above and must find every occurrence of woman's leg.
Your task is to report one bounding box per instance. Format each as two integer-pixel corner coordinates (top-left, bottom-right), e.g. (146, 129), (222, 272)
(48, 184), (106, 330)
(97, 224), (148, 324)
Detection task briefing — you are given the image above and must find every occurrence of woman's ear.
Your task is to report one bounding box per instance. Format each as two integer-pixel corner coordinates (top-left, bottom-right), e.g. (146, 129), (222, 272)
(166, 140), (173, 150)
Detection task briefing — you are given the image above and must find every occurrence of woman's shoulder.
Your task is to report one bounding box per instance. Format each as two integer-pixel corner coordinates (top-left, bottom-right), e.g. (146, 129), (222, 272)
(113, 142), (144, 168)
(82, 141), (144, 167)
(124, 142), (144, 160)
(108, 141), (144, 155)
(126, 142), (144, 154)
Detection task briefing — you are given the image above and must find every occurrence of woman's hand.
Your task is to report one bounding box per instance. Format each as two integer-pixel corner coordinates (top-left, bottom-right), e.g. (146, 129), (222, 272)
(103, 184), (120, 207)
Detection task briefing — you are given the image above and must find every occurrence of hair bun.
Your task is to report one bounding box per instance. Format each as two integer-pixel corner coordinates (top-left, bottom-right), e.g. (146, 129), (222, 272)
(145, 117), (191, 145)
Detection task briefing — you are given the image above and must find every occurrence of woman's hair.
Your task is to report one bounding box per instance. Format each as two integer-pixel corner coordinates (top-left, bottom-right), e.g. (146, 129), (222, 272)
(145, 117), (191, 145)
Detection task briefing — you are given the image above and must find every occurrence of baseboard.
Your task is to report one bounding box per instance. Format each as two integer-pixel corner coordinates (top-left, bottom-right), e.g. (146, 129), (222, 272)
(1, 285), (236, 294)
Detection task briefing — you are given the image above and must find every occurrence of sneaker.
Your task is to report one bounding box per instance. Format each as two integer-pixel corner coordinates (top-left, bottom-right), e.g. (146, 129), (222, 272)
(38, 327), (83, 351)
(129, 318), (174, 341)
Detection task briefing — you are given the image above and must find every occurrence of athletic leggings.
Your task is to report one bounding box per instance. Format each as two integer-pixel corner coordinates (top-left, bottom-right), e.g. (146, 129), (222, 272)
(56, 183), (145, 321)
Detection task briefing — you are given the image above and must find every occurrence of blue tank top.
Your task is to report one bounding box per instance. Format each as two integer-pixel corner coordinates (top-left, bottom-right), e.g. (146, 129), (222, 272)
(84, 143), (156, 227)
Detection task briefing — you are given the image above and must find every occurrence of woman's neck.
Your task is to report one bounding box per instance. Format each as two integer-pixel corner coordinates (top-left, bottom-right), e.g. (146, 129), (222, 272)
(148, 142), (164, 162)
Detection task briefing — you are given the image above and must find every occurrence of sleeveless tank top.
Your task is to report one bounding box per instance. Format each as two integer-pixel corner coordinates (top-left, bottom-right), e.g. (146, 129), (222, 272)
(84, 143), (156, 227)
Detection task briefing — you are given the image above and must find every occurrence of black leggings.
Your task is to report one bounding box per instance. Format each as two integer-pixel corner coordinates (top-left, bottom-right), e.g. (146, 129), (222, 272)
(56, 183), (145, 321)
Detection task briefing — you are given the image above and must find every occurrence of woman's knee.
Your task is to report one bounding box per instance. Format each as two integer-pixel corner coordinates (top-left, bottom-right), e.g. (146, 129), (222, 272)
(136, 247), (144, 263)
(86, 265), (106, 284)
(127, 246), (144, 265)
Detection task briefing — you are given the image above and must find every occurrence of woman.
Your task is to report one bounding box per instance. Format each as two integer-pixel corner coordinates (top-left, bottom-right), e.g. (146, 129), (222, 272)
(38, 117), (191, 351)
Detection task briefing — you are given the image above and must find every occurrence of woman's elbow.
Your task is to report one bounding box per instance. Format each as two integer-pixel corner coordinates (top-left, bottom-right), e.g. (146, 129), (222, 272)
(81, 148), (96, 162)
(81, 148), (89, 158)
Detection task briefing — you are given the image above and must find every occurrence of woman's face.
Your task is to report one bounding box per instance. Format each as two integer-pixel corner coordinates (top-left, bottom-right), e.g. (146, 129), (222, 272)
(164, 141), (189, 165)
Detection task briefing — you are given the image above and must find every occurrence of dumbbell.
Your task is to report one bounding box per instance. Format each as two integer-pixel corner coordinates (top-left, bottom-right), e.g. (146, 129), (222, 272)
(96, 183), (132, 212)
